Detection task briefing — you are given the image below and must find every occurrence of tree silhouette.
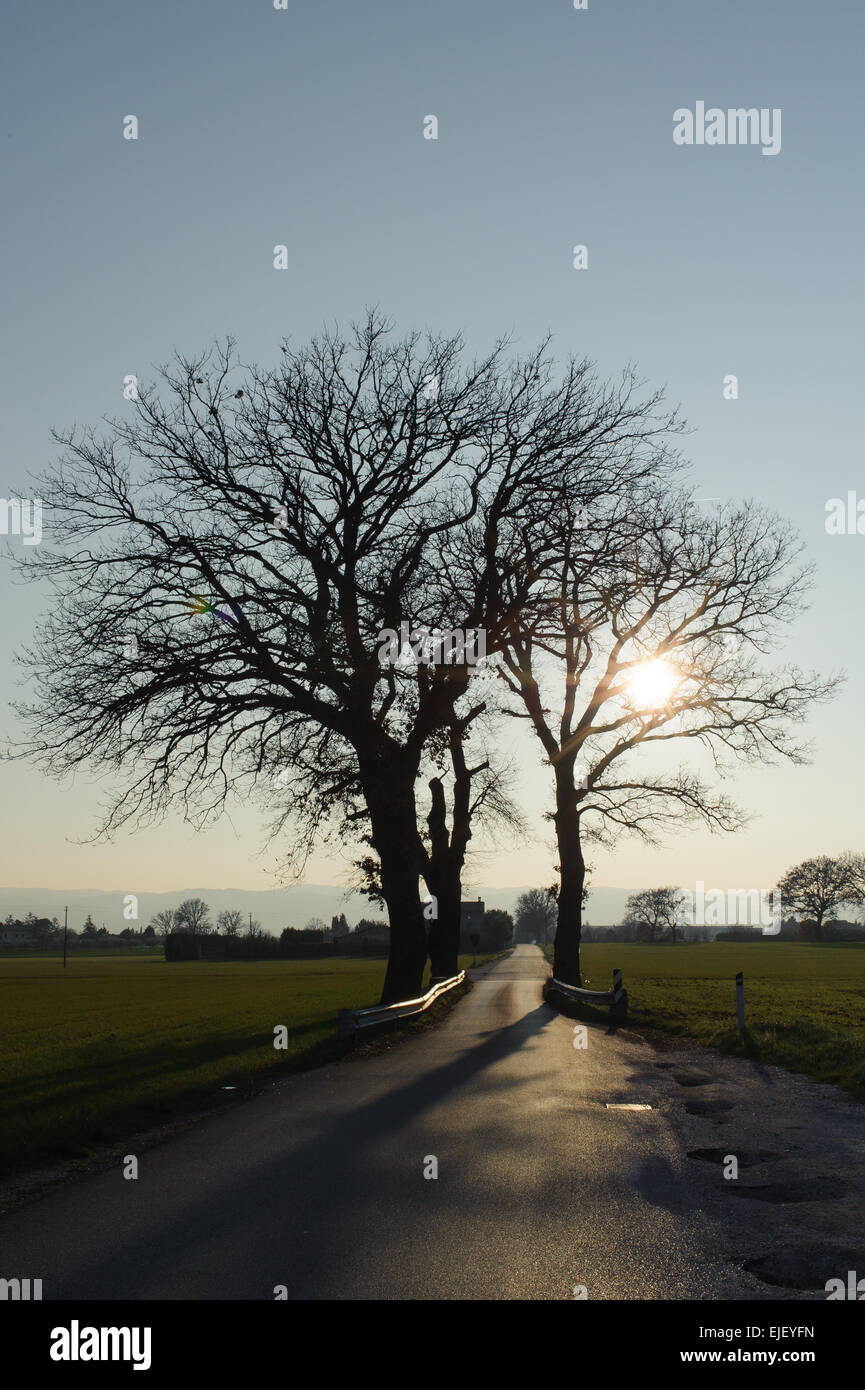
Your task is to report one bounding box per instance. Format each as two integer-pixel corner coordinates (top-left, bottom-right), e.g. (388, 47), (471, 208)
(17, 313), (672, 1000)
(515, 888), (557, 945)
(148, 908), (177, 937)
(493, 488), (840, 983)
(216, 909), (243, 937)
(175, 898), (212, 935)
(776, 854), (865, 941)
(622, 886), (684, 943)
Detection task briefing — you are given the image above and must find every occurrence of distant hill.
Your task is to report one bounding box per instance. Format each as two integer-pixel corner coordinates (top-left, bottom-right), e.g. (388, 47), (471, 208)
(0, 883), (635, 936)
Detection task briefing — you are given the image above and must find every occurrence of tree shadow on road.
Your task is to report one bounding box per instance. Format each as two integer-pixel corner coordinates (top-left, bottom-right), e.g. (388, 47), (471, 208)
(29, 1003), (560, 1298)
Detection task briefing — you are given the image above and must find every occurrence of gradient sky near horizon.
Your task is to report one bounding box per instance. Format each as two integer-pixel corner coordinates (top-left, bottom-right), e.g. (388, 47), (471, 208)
(1, 0), (863, 897)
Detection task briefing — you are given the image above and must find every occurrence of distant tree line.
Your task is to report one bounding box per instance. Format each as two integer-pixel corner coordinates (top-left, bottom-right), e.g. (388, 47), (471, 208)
(164, 918), (389, 962)
(0, 913), (61, 948)
(615, 853), (865, 944)
(0, 912), (158, 950)
(161, 900), (515, 961)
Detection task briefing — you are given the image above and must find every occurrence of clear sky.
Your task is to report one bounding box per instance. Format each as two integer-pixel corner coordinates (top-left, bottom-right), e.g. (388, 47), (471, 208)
(1, 0), (862, 902)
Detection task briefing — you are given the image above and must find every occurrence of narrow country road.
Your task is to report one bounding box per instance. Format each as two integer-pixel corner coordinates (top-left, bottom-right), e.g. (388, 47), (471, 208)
(0, 946), (834, 1299)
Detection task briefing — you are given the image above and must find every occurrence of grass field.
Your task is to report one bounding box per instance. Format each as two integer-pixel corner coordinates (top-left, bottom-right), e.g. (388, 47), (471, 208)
(546, 941), (865, 1102)
(0, 952), (493, 1178)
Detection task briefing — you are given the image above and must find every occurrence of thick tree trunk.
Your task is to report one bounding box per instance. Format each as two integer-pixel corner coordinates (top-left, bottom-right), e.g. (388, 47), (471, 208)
(362, 760), (428, 1004)
(425, 875), (461, 981)
(552, 759), (585, 986)
(379, 853), (428, 1003)
(424, 784), (464, 981)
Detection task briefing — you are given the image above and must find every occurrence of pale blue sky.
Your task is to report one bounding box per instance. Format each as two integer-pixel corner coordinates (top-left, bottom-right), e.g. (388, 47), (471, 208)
(1, 0), (862, 901)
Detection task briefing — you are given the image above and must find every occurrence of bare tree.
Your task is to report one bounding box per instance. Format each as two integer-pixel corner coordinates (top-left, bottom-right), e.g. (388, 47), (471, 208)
(175, 898), (212, 935)
(494, 488), (841, 984)
(216, 908), (244, 937)
(622, 886), (684, 943)
(13, 314), (710, 1001)
(776, 854), (865, 941)
(15, 313), (518, 1000)
(148, 908), (177, 938)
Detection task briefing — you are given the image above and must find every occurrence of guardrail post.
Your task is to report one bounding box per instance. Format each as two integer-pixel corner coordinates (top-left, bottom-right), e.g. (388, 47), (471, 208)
(609, 967), (627, 1024)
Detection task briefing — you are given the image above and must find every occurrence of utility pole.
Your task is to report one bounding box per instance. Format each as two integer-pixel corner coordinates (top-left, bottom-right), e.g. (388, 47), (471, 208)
(63, 905), (68, 969)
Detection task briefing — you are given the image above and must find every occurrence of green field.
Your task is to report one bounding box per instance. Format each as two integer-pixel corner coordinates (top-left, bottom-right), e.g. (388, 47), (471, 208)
(547, 941), (865, 1102)
(0, 953), (491, 1178)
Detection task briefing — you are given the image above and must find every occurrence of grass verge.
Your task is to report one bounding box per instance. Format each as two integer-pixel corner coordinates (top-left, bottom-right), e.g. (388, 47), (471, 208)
(0, 951), (496, 1178)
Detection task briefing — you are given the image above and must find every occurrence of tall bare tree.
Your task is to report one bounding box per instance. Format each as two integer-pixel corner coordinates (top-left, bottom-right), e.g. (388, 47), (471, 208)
(17, 314), (661, 1000)
(494, 488), (840, 983)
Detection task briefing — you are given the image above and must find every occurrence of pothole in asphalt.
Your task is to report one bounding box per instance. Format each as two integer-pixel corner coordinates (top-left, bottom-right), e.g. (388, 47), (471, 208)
(688, 1147), (781, 1167)
(743, 1249), (861, 1291)
(726, 1179), (842, 1204)
(684, 1098), (735, 1116)
(672, 1072), (713, 1087)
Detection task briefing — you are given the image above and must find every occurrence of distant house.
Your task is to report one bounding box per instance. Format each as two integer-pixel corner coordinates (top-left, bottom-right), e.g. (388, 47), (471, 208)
(0, 922), (36, 946)
(459, 898), (485, 948)
(0, 916), (56, 947)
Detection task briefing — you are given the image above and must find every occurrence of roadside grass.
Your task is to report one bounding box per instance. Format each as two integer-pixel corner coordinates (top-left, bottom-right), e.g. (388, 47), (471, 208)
(0, 951), (495, 1177)
(2, 948), (165, 960)
(544, 941), (865, 1102)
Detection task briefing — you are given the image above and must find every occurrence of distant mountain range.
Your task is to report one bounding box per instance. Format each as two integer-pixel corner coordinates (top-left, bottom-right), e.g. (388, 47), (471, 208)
(0, 883), (634, 935)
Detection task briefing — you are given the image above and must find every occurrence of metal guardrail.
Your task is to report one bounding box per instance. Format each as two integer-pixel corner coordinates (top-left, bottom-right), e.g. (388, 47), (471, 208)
(546, 968), (627, 1017)
(338, 970), (466, 1038)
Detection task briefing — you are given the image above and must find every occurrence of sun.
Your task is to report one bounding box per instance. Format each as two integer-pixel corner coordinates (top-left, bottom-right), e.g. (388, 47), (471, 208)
(626, 658), (680, 711)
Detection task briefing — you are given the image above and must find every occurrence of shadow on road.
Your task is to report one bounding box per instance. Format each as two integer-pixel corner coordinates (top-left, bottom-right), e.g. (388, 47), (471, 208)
(45, 1001), (559, 1298)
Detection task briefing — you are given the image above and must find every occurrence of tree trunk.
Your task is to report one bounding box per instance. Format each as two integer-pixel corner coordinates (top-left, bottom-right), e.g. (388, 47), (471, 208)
(423, 740), (473, 982)
(553, 759), (584, 986)
(424, 776), (451, 980)
(379, 853), (428, 1003)
(425, 875), (461, 981)
(362, 763), (428, 1004)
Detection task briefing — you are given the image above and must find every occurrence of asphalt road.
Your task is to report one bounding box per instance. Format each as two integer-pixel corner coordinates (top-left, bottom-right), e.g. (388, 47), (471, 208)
(0, 945), (816, 1299)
